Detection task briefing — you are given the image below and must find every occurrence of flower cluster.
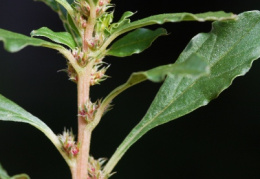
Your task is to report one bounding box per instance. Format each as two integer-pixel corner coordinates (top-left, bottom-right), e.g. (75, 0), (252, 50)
(73, 0), (112, 29)
(58, 129), (79, 158)
(87, 156), (109, 179)
(67, 62), (78, 83)
(96, 0), (113, 18)
(78, 100), (100, 122)
(71, 47), (93, 67)
(66, 0), (114, 84)
(90, 64), (109, 86)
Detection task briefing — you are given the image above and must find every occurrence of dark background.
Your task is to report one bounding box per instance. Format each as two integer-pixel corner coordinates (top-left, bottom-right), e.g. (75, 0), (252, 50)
(1, 0), (260, 179)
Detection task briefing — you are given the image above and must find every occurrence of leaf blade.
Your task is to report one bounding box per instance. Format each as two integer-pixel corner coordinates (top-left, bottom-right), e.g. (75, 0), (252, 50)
(104, 11), (260, 174)
(0, 94), (59, 148)
(0, 94), (73, 167)
(31, 27), (76, 49)
(104, 11), (236, 49)
(107, 28), (167, 57)
(0, 29), (64, 52)
(115, 11), (236, 34)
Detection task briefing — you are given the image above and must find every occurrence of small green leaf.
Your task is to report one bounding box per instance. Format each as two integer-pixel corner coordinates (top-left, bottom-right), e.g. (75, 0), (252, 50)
(31, 27), (76, 49)
(0, 29), (64, 52)
(110, 11), (135, 33)
(103, 11), (260, 174)
(107, 28), (167, 57)
(35, 0), (77, 42)
(0, 163), (30, 179)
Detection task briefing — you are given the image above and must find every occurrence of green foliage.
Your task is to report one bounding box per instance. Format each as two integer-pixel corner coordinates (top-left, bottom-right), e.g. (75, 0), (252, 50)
(31, 27), (77, 49)
(0, 0), (259, 178)
(109, 11), (236, 40)
(0, 95), (73, 166)
(0, 29), (64, 52)
(109, 11), (135, 33)
(103, 10), (260, 174)
(0, 95), (59, 148)
(107, 28), (167, 57)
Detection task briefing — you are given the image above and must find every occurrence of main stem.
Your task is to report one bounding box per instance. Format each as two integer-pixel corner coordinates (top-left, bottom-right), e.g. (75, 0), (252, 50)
(75, 67), (92, 179)
(72, 2), (97, 178)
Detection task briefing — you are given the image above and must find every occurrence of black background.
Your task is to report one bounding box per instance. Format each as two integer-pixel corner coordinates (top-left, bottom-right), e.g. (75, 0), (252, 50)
(1, 0), (260, 179)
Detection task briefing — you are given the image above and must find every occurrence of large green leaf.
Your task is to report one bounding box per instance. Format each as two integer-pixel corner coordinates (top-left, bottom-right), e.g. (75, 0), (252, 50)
(107, 28), (167, 57)
(0, 29), (64, 52)
(0, 94), (73, 166)
(103, 11), (260, 174)
(31, 27), (76, 49)
(0, 163), (30, 179)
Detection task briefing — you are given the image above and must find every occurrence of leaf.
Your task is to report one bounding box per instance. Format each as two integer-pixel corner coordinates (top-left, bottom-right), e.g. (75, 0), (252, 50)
(102, 11), (237, 52)
(110, 11), (135, 33)
(101, 53), (209, 119)
(31, 27), (76, 49)
(107, 28), (167, 57)
(0, 163), (30, 179)
(0, 28), (64, 52)
(103, 11), (260, 174)
(0, 94), (74, 167)
(0, 94), (76, 165)
(114, 11), (237, 35)
(0, 94), (61, 151)
(34, 0), (78, 44)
